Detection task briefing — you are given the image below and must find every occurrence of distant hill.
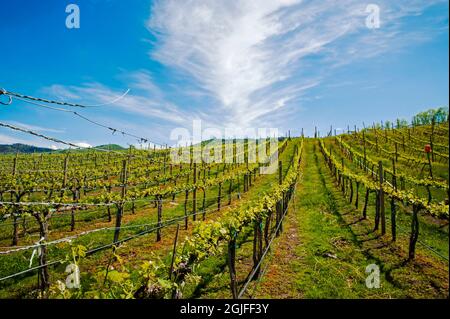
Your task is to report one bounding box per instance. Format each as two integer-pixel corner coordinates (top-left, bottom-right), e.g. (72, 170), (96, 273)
(0, 143), (126, 154)
(54, 144), (127, 153)
(0, 143), (53, 154)
(95, 144), (126, 150)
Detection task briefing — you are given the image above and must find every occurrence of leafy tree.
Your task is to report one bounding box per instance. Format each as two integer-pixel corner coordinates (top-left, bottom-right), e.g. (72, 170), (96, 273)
(412, 107), (449, 125)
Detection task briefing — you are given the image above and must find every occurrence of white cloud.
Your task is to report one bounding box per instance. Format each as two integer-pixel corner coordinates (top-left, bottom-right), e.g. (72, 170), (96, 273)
(0, 133), (57, 149)
(44, 73), (191, 125)
(0, 133), (30, 145)
(35, 0), (446, 140)
(4, 121), (65, 134)
(147, 0), (445, 127)
(73, 142), (92, 148)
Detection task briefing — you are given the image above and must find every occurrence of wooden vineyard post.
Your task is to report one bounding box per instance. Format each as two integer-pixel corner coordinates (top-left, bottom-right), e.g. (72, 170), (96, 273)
(264, 212), (272, 248)
(378, 161), (386, 235)
(193, 163), (197, 221)
(363, 131), (367, 171)
(276, 196), (284, 236)
(374, 187), (381, 231)
(217, 182), (222, 211)
(278, 161), (283, 185)
(425, 143), (433, 179)
(131, 200), (136, 215)
(184, 190), (189, 230)
(61, 154), (69, 197)
(12, 153), (18, 176)
(172, 178), (177, 201)
(408, 205), (420, 260)
(169, 224), (180, 281)
(163, 152), (167, 175)
(329, 148), (333, 168)
(11, 195), (20, 246)
(391, 159), (397, 241)
(243, 174), (247, 193)
(362, 188), (369, 219)
(189, 143), (193, 169)
(252, 221), (259, 279)
(391, 158), (397, 187)
(245, 173), (249, 192)
(228, 180), (233, 205)
(11, 159), (19, 246)
(11, 154), (18, 207)
(71, 188), (79, 232)
(375, 135), (378, 152)
(107, 184), (112, 222)
(355, 182), (360, 209)
(32, 211), (51, 293)
(394, 143), (398, 162)
(227, 235), (238, 299)
(113, 160), (128, 244)
(349, 179), (354, 203)
(202, 187), (207, 220)
(252, 218), (263, 280)
(431, 118), (435, 161)
(156, 196), (163, 242)
(94, 151), (98, 168)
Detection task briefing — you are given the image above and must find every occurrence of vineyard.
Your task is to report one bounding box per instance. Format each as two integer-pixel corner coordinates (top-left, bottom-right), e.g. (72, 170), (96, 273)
(0, 115), (448, 299)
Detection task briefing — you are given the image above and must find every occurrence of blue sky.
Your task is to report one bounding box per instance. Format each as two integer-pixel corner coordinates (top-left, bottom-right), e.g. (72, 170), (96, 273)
(0, 0), (448, 148)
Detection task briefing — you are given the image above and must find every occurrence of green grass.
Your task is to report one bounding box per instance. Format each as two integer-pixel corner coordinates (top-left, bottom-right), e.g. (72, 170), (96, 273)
(252, 139), (448, 299)
(322, 137), (449, 260)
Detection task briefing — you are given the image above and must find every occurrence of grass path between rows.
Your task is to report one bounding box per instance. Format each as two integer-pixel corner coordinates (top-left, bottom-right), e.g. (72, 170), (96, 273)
(253, 139), (448, 299)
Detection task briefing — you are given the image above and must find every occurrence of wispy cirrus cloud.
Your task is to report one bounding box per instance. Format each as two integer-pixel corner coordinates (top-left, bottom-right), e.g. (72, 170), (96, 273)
(36, 0), (447, 137)
(0, 133), (31, 145)
(0, 130), (92, 149)
(147, 0), (446, 127)
(4, 121), (65, 134)
(43, 70), (194, 125)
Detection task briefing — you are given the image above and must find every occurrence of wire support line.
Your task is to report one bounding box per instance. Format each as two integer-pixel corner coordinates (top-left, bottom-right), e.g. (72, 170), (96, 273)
(237, 186), (296, 299)
(0, 203), (229, 280)
(1, 87), (130, 108)
(0, 206), (220, 253)
(237, 162), (303, 299)
(0, 122), (161, 160)
(12, 95), (164, 147)
(384, 217), (449, 262)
